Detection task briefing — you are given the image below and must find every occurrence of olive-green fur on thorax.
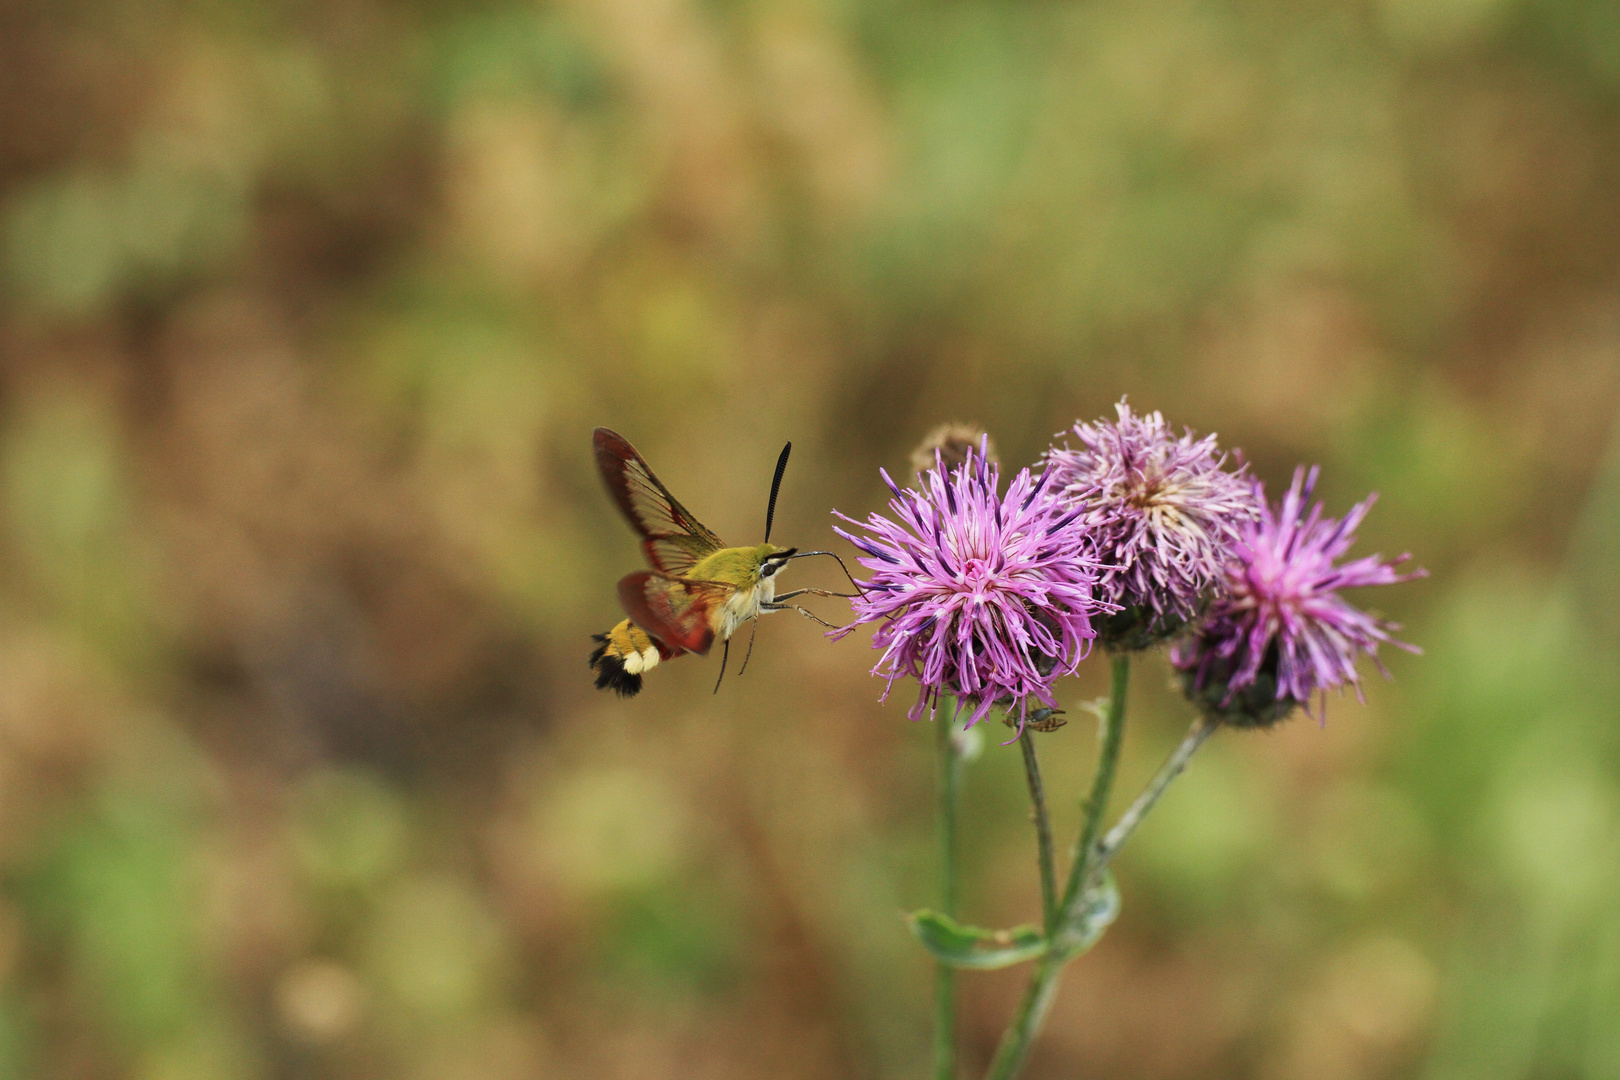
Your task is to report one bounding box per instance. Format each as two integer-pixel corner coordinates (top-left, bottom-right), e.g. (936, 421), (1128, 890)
(689, 543), (793, 640)
(687, 543), (789, 586)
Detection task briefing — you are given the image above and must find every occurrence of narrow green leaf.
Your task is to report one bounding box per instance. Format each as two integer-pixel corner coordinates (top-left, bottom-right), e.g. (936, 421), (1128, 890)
(904, 909), (1047, 970)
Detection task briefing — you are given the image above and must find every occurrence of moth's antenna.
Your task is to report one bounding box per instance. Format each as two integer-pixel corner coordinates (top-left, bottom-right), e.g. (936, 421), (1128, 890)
(764, 441), (792, 543)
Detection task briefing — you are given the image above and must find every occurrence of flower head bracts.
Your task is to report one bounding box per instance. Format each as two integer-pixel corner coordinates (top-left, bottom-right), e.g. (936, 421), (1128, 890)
(1044, 401), (1260, 646)
(832, 448), (1108, 728)
(1172, 466), (1425, 725)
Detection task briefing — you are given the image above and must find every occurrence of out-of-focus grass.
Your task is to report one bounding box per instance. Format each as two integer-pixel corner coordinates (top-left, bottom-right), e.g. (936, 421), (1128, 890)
(0, 0), (1617, 1077)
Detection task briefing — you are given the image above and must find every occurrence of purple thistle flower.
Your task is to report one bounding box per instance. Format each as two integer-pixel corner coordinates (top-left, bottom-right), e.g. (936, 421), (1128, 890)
(1171, 466), (1426, 727)
(831, 448), (1109, 729)
(1043, 400), (1261, 648)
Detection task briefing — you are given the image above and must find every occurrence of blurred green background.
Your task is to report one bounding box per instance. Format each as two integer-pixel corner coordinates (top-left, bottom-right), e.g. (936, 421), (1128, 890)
(0, 0), (1617, 1077)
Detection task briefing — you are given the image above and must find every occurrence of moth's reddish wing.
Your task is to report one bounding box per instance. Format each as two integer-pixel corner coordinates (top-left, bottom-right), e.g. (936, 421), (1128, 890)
(617, 571), (726, 655)
(594, 428), (725, 575)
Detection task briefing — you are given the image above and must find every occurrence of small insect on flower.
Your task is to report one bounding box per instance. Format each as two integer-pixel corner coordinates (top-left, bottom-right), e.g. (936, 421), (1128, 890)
(1171, 466), (1426, 727)
(832, 444), (1110, 729)
(590, 429), (859, 697)
(1044, 400), (1260, 649)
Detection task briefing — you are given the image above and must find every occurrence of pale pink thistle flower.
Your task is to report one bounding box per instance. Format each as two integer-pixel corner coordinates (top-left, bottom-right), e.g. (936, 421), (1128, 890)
(1044, 400), (1260, 649)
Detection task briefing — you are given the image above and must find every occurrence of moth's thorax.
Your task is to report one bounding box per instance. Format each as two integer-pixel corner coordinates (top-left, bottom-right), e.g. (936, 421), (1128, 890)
(688, 546), (758, 585)
(687, 542), (790, 640)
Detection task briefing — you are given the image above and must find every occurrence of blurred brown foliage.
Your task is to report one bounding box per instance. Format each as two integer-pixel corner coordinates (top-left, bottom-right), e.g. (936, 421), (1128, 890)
(0, 0), (1619, 1078)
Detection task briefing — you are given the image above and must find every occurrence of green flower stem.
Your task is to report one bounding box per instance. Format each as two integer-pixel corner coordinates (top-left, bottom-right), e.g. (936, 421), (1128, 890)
(1086, 714), (1217, 887)
(935, 699), (965, 1080)
(1018, 729), (1058, 935)
(985, 654), (1132, 1080)
(983, 949), (1067, 1080)
(1059, 653), (1131, 917)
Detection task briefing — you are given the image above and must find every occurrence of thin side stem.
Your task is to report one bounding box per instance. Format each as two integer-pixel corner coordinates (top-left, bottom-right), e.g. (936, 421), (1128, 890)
(985, 655), (1132, 1080)
(1086, 714), (1217, 888)
(1058, 653), (1131, 918)
(935, 698), (964, 1080)
(1018, 729), (1058, 935)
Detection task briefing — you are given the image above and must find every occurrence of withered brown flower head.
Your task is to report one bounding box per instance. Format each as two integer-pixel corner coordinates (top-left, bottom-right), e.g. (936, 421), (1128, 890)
(911, 423), (998, 479)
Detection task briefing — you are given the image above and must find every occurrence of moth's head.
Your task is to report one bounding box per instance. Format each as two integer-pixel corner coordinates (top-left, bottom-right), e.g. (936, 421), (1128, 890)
(754, 544), (797, 579)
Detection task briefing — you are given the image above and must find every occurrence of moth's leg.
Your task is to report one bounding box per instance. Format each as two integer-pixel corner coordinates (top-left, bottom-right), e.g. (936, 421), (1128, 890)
(761, 601), (843, 630)
(736, 619), (760, 677)
(785, 551), (867, 596)
(713, 636), (731, 694)
(773, 587), (861, 601)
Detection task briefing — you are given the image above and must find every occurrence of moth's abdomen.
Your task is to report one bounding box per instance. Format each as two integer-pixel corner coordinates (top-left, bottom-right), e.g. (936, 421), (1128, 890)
(589, 619), (668, 697)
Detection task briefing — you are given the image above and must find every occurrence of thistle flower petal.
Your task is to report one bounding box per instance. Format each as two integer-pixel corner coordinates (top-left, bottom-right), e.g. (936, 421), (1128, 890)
(832, 448), (1110, 727)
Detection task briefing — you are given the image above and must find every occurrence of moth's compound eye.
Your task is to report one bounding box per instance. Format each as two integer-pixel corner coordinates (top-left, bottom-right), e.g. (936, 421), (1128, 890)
(762, 563), (778, 577)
